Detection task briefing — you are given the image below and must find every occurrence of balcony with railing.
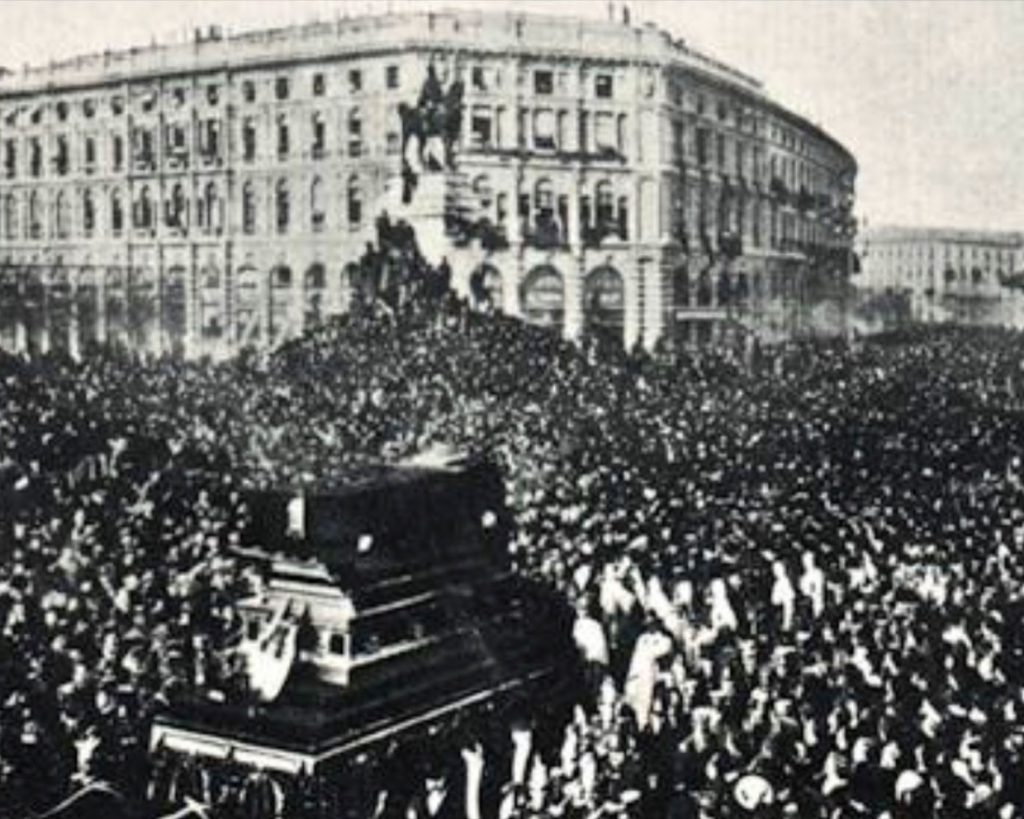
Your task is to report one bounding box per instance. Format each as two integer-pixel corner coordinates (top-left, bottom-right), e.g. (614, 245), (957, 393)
(582, 219), (625, 249)
(524, 215), (568, 250)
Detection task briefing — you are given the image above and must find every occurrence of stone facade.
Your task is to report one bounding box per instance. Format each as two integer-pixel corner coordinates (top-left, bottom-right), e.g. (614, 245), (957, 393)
(857, 226), (1024, 327)
(0, 9), (857, 359)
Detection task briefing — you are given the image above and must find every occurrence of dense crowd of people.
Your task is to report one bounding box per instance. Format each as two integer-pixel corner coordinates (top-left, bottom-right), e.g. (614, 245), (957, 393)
(5, 238), (1024, 817)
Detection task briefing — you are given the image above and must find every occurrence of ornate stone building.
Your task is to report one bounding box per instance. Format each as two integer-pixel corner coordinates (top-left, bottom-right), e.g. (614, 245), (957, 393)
(0, 9), (857, 359)
(857, 226), (1024, 327)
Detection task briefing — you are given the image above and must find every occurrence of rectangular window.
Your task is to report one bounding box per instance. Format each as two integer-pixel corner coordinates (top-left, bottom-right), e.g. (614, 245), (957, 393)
(594, 112), (616, 153)
(534, 70), (553, 95)
(471, 111), (493, 149)
(312, 73), (325, 96)
(30, 138), (42, 177)
(386, 132), (401, 155)
(348, 113), (362, 158)
(348, 190), (362, 226)
(386, 65), (399, 90)
(311, 116), (326, 158)
(716, 134), (725, 167)
(202, 120), (220, 161)
(55, 135), (69, 176)
(672, 122), (683, 164)
(242, 80), (256, 103)
(472, 66), (486, 91)
(243, 120), (256, 162)
(278, 120), (289, 158)
(3, 140), (16, 179)
(275, 76), (290, 101)
(349, 69), (362, 93)
(696, 129), (709, 166)
(533, 109), (555, 151)
(595, 74), (613, 99)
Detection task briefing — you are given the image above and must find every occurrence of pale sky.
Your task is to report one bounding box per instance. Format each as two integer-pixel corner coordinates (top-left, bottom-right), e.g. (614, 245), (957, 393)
(1, 0), (1021, 232)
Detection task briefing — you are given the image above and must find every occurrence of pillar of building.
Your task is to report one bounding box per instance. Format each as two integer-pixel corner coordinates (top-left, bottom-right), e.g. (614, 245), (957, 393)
(291, 276), (305, 342)
(502, 257), (521, 319)
(623, 259), (642, 351)
(642, 257), (667, 350)
(37, 278), (51, 356)
(68, 275), (80, 361)
(95, 271), (107, 345)
(568, 175), (582, 252)
(149, 267), (164, 357)
(563, 260), (583, 342)
(264, 266), (274, 348)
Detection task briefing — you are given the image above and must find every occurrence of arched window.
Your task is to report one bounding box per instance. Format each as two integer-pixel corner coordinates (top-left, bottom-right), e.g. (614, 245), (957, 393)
(534, 178), (554, 213)
(54, 191), (70, 237)
(110, 190), (123, 234)
(200, 181), (219, 234)
(347, 175), (362, 226)
(531, 179), (557, 244)
(82, 189), (95, 236)
(533, 109), (555, 150)
(310, 176), (325, 232)
(277, 115), (290, 158)
(242, 182), (256, 235)
(134, 186), (152, 229)
(169, 183), (187, 229)
(3, 193), (17, 239)
(305, 263), (326, 328)
(275, 179), (289, 234)
(596, 181), (614, 226)
(242, 118), (257, 162)
(520, 265), (564, 331)
(28, 191), (41, 238)
(30, 139), (42, 177)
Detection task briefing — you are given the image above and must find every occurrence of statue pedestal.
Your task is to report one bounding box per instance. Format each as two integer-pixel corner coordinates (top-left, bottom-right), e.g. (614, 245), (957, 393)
(381, 171), (461, 269)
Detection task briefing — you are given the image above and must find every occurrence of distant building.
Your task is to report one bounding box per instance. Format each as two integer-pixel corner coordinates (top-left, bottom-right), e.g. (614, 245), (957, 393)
(857, 226), (1024, 327)
(0, 9), (856, 359)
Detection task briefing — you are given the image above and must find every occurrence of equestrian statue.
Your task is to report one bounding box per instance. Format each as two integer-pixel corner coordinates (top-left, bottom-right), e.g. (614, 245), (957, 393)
(399, 64), (464, 203)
